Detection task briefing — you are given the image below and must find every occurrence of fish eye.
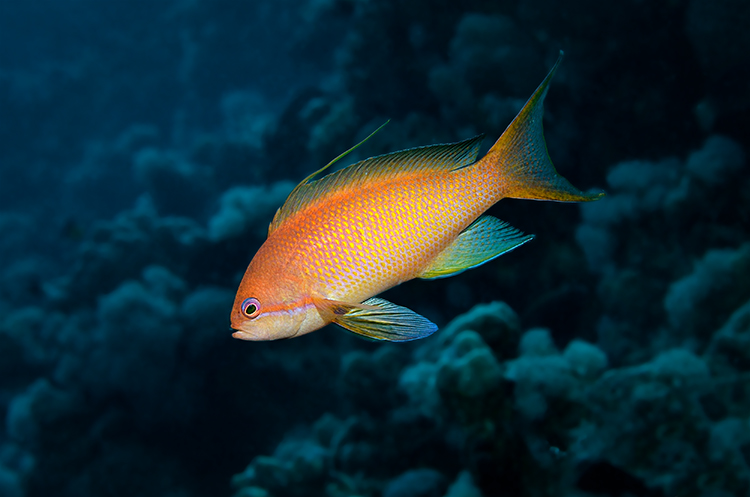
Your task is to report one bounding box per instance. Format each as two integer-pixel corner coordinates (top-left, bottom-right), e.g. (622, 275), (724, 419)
(241, 297), (261, 318)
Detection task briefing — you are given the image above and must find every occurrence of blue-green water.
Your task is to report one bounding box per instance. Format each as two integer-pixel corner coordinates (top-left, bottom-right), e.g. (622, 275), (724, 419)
(0, 1), (748, 496)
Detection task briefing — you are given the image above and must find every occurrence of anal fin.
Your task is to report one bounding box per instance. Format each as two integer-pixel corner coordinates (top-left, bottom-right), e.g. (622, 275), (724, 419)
(419, 215), (533, 279)
(332, 297), (438, 342)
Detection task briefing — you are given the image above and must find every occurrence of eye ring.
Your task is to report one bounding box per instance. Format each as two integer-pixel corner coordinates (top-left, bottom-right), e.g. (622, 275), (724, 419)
(241, 297), (261, 319)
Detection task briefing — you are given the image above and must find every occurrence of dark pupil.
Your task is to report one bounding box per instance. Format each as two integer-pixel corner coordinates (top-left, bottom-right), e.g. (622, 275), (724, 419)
(244, 303), (257, 316)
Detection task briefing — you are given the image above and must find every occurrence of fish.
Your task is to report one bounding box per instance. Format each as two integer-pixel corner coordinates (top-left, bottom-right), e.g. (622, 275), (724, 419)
(230, 51), (604, 342)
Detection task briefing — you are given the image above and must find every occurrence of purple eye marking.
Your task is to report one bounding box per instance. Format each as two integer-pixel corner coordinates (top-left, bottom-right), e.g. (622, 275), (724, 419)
(241, 297), (261, 318)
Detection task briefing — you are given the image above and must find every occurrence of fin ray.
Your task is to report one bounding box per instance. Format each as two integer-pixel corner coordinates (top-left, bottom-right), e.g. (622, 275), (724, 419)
(419, 215), (533, 279)
(331, 297), (438, 342)
(485, 51), (605, 203)
(269, 133), (485, 234)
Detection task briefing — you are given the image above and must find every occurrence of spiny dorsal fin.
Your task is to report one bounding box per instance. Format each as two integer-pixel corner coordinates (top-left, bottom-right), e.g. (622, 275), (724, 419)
(268, 133), (485, 234)
(268, 121), (388, 236)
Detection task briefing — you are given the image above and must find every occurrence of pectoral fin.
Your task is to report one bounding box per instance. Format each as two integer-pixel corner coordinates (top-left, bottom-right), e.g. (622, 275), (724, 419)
(312, 296), (379, 317)
(419, 215), (533, 279)
(330, 297), (438, 342)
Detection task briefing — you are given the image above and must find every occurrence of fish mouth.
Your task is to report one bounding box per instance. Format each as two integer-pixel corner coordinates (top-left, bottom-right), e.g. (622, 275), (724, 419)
(230, 323), (301, 341)
(230, 322), (273, 341)
(230, 323), (252, 340)
(231, 329), (256, 341)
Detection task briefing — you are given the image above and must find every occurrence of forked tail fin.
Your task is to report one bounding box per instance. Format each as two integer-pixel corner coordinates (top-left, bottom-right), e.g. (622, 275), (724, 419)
(483, 51), (605, 202)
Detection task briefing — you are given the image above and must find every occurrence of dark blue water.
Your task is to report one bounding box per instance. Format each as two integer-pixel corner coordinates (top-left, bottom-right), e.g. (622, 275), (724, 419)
(1, 1), (748, 496)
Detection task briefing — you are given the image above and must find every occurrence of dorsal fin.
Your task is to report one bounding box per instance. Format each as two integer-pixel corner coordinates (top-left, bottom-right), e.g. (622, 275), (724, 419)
(268, 133), (485, 234)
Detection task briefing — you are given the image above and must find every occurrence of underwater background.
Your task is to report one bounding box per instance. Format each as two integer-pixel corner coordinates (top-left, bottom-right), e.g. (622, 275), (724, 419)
(1, 0), (749, 496)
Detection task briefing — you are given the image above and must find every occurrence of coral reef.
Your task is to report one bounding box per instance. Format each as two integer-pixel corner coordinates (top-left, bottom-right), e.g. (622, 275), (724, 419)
(576, 133), (749, 363)
(231, 303), (750, 496)
(0, 0), (748, 496)
(208, 183), (295, 242)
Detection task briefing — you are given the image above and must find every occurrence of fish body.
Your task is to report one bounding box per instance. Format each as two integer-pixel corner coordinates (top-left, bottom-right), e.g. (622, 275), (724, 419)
(231, 52), (604, 342)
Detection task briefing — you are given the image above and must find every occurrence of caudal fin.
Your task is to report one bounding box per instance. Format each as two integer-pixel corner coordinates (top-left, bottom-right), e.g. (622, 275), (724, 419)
(483, 51), (605, 202)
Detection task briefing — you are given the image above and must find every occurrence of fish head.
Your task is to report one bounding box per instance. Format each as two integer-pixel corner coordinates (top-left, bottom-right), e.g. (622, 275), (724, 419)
(230, 259), (325, 341)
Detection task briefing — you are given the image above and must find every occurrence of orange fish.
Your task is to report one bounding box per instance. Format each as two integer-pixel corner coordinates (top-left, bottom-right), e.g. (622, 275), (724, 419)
(230, 52), (603, 342)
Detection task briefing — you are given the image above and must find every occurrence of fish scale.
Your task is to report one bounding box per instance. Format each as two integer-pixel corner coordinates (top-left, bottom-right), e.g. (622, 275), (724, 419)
(230, 52), (605, 342)
(295, 172), (480, 300)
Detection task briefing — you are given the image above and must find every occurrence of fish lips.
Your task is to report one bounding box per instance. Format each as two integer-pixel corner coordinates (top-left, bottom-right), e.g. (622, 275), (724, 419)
(231, 329), (255, 340)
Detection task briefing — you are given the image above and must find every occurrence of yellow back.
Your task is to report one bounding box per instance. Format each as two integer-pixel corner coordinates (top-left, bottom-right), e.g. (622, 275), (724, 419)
(264, 161), (495, 302)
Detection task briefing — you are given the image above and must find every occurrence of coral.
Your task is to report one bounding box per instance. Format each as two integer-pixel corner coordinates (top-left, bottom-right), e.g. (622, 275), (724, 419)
(305, 96), (359, 167)
(0, 213), (61, 308)
(436, 330), (503, 399)
(220, 91), (277, 149)
(575, 157), (683, 274)
(400, 301), (520, 421)
(563, 339), (608, 379)
(0, 307), (53, 374)
(685, 134), (746, 185)
(207, 182), (295, 241)
(49, 199), (208, 307)
(504, 329), (579, 420)
(398, 360), (442, 418)
(577, 134), (747, 275)
(86, 275), (179, 399)
(179, 286), (235, 360)
(49, 266), (196, 430)
(6, 378), (83, 448)
(382, 468), (447, 497)
(2, 2), (749, 496)
(62, 125), (161, 222)
(0, 464), (22, 497)
(579, 348), (750, 496)
(421, 329), (508, 432)
(231, 426), (334, 497)
(664, 243), (750, 345)
(427, 13), (542, 133)
(133, 148), (211, 218)
(439, 13), (542, 96)
(428, 301), (522, 360)
(685, 0), (750, 123)
(517, 328), (558, 357)
(708, 417), (750, 464)
(443, 471), (483, 497)
(575, 133), (749, 363)
(706, 298), (750, 375)
(228, 300), (749, 496)
(340, 345), (409, 413)
(233, 305), (615, 496)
